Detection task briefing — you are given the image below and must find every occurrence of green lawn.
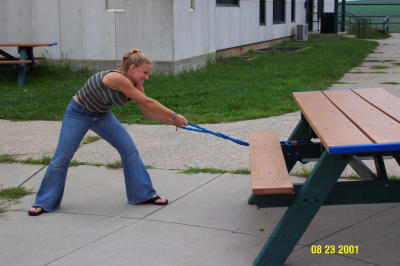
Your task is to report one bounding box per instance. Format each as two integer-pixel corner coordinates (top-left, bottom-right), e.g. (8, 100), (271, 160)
(0, 38), (378, 124)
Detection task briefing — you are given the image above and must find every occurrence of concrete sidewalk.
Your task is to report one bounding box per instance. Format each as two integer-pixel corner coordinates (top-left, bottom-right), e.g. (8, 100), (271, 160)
(1, 34), (400, 266)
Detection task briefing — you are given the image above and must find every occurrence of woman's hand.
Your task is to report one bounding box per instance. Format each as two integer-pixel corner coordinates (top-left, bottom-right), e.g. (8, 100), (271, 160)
(171, 113), (188, 128)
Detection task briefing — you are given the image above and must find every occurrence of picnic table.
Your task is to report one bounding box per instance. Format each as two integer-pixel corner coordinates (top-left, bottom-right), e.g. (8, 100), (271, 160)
(248, 88), (400, 265)
(0, 42), (57, 86)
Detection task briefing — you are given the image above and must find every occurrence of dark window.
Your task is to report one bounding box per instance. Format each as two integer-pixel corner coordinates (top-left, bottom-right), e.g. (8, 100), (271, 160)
(217, 0), (239, 6)
(291, 0), (295, 22)
(273, 0), (285, 24)
(260, 0), (266, 25)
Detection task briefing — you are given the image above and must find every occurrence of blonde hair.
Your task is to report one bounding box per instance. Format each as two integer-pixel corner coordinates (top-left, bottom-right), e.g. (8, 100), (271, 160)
(119, 48), (152, 71)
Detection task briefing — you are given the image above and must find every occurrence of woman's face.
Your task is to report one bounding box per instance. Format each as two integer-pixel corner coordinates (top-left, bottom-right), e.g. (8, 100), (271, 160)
(127, 63), (152, 85)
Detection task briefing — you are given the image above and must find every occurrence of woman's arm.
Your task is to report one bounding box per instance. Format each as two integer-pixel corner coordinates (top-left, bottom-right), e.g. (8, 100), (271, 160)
(103, 72), (187, 127)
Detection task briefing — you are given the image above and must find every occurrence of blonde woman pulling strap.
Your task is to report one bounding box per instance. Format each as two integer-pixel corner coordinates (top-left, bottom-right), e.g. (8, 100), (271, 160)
(29, 49), (188, 216)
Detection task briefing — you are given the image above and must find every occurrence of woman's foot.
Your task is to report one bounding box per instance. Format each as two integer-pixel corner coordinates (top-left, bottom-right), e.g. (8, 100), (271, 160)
(28, 206), (47, 216)
(139, 195), (168, 205)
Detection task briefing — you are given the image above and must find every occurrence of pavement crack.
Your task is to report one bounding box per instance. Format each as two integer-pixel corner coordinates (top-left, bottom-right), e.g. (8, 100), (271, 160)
(142, 218), (262, 238)
(141, 173), (225, 219)
(305, 203), (400, 247)
(18, 165), (47, 187)
(43, 219), (140, 266)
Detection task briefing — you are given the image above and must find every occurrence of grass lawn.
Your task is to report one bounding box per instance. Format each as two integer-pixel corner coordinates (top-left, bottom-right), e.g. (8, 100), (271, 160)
(0, 38), (378, 124)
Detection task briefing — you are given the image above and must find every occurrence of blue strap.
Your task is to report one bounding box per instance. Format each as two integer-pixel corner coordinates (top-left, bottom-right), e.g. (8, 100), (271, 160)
(182, 122), (249, 146)
(182, 123), (312, 164)
(280, 140), (313, 164)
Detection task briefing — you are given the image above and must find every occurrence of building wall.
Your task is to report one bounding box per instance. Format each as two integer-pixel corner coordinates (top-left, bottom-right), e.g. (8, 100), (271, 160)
(216, 0), (307, 50)
(0, 0), (307, 73)
(0, 0), (34, 57)
(31, 0), (61, 58)
(116, 0), (174, 62)
(172, 0), (216, 72)
(0, 0), (33, 42)
(58, 0), (116, 60)
(173, 0), (216, 61)
(0, 0), (174, 63)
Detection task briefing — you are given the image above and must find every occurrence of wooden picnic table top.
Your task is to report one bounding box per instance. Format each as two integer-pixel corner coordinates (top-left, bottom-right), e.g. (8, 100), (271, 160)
(293, 88), (400, 154)
(0, 42), (57, 47)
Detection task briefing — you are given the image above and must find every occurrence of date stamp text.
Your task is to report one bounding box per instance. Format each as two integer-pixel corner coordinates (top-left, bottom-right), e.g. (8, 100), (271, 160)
(311, 245), (359, 255)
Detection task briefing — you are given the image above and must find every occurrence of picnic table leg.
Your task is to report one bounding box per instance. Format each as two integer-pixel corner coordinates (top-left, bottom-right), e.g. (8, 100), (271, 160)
(284, 116), (315, 171)
(248, 195), (256, 205)
(17, 47), (27, 86)
(373, 155), (388, 179)
(26, 47), (35, 70)
(288, 115), (314, 142)
(394, 155), (400, 167)
(253, 151), (349, 266)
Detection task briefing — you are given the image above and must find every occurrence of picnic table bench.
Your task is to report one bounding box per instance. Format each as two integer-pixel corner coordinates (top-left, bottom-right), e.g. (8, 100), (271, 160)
(0, 42), (57, 86)
(248, 88), (400, 265)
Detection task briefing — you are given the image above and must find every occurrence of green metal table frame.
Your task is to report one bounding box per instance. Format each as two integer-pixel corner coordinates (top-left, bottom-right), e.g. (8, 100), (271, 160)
(0, 46), (32, 86)
(248, 115), (400, 266)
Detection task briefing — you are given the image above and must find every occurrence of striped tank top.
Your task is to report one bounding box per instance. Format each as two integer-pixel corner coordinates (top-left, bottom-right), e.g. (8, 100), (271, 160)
(76, 70), (131, 114)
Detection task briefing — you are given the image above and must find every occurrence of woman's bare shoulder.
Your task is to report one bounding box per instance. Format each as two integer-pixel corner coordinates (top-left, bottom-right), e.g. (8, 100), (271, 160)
(103, 71), (130, 90)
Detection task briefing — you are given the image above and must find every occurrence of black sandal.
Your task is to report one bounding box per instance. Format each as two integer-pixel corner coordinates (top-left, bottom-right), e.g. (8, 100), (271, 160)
(139, 195), (168, 205)
(28, 206), (47, 216)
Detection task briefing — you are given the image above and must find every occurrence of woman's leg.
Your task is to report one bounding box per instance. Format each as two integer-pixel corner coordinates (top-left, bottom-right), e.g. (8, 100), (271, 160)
(91, 111), (158, 204)
(32, 99), (92, 211)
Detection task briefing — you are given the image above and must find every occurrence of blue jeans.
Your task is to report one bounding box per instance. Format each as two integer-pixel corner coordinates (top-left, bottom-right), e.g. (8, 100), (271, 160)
(33, 98), (156, 211)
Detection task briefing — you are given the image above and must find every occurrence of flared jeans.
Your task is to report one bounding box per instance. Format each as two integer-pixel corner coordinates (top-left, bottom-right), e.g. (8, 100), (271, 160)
(33, 98), (156, 211)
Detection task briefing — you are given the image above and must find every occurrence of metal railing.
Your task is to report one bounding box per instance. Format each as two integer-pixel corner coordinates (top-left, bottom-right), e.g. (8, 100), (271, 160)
(310, 11), (371, 37)
(383, 16), (390, 33)
(339, 12), (371, 37)
(339, 2), (400, 33)
(354, 15), (397, 32)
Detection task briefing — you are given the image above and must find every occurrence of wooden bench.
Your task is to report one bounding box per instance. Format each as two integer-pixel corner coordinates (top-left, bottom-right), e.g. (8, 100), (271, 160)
(249, 131), (294, 195)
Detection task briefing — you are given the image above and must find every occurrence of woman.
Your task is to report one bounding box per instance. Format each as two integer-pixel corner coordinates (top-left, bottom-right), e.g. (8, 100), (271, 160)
(28, 49), (188, 216)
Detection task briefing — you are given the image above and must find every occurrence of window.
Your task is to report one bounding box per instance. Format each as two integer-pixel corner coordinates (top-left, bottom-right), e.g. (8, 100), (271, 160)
(189, 0), (195, 12)
(260, 0), (266, 25)
(273, 0), (285, 24)
(217, 0), (239, 7)
(291, 0), (295, 22)
(106, 0), (124, 12)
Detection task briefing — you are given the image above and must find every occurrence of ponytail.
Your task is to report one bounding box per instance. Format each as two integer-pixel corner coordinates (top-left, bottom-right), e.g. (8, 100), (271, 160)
(119, 48), (152, 71)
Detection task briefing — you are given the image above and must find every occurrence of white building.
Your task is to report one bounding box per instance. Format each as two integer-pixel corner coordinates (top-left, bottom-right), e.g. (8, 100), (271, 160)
(1, 0), (325, 74)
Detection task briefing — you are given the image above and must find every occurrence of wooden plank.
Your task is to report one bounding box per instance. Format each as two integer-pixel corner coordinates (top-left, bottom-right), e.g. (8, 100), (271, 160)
(352, 88), (400, 123)
(249, 131), (293, 195)
(293, 91), (372, 152)
(0, 60), (32, 64)
(0, 43), (53, 47)
(324, 89), (400, 144)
